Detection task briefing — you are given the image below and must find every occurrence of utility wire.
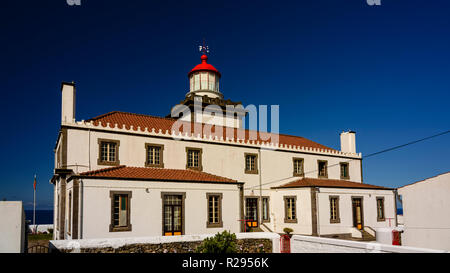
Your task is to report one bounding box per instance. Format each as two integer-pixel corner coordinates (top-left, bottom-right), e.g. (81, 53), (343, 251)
(363, 130), (450, 158)
(245, 129), (450, 190)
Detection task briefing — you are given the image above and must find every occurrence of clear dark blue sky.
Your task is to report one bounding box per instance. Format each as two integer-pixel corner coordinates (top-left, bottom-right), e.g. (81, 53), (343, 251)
(1, 0), (449, 209)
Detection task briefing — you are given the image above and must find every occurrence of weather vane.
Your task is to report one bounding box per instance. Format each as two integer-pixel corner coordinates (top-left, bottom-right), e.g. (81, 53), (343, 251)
(198, 39), (210, 55)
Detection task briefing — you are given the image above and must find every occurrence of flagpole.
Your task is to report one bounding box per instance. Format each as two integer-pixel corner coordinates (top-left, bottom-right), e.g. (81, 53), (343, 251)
(33, 174), (36, 233)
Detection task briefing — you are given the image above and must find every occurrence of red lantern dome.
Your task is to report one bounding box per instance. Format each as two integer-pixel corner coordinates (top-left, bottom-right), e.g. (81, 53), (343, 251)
(188, 54), (221, 78)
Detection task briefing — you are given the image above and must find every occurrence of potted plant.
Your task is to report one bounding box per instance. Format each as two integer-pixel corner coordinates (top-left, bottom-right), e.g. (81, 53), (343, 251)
(283, 227), (294, 238)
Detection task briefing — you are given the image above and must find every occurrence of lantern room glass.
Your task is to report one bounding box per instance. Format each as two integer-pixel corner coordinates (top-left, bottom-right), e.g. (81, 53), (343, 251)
(190, 71), (220, 92)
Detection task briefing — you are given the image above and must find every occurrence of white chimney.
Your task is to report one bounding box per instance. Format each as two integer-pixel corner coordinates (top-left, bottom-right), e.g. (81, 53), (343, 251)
(61, 82), (76, 124)
(340, 131), (356, 153)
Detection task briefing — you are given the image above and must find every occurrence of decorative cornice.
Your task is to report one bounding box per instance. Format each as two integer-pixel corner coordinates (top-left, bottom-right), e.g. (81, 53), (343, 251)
(61, 120), (363, 159)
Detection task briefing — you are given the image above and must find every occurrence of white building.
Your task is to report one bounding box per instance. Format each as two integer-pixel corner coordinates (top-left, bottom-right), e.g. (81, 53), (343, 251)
(52, 54), (396, 240)
(398, 172), (450, 251)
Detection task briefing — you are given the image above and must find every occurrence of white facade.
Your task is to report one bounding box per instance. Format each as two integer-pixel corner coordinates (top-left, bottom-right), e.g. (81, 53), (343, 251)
(269, 187), (395, 236)
(398, 172), (450, 251)
(291, 234), (447, 253)
(52, 55), (396, 241)
(57, 178), (241, 240)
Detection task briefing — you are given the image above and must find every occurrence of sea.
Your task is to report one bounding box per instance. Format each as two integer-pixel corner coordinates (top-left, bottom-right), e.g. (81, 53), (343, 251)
(25, 210), (53, 225)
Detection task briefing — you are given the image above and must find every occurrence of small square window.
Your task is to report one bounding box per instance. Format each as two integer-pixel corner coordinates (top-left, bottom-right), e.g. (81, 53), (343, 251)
(318, 160), (328, 178)
(245, 153), (258, 174)
(146, 144), (164, 168)
(340, 162), (350, 179)
(293, 158), (304, 177)
(98, 139), (120, 166)
(186, 147), (202, 171)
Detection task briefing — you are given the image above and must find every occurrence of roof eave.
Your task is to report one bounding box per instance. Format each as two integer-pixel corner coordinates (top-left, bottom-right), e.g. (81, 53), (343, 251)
(70, 175), (243, 185)
(271, 185), (392, 191)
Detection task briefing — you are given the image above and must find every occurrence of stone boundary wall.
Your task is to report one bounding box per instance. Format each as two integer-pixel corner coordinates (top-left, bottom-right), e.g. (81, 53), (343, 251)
(49, 232), (280, 253)
(291, 235), (448, 253)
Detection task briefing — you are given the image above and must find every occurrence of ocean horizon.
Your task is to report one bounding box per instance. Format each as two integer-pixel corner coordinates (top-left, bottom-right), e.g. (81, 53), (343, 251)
(25, 210), (53, 225)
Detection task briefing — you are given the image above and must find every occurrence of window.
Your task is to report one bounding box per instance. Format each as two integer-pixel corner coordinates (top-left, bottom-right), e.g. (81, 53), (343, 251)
(145, 143), (164, 168)
(329, 196), (340, 223)
(208, 72), (215, 91)
(186, 147), (202, 171)
(262, 197), (270, 222)
(201, 72), (208, 90)
(245, 197), (259, 226)
(98, 139), (120, 166)
(109, 191), (132, 232)
(162, 193), (185, 236)
(340, 162), (350, 179)
(206, 193), (223, 228)
(194, 73), (200, 90)
(68, 191), (72, 234)
(284, 196), (297, 223)
(377, 197), (385, 221)
(318, 160), (328, 178)
(293, 158), (304, 177)
(245, 153), (258, 174)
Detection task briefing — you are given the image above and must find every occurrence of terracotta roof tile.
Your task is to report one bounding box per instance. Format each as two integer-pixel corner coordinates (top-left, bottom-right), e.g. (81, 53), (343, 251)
(272, 177), (391, 190)
(86, 111), (335, 151)
(79, 165), (239, 183)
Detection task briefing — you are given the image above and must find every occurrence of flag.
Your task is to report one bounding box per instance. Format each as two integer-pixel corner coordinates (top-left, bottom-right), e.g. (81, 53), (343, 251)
(33, 175), (36, 190)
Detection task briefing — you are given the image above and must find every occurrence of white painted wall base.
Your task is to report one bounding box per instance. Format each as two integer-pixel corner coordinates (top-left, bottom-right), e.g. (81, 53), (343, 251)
(291, 235), (447, 253)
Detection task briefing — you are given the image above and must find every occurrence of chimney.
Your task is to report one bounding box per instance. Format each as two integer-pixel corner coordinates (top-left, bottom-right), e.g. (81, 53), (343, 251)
(340, 131), (356, 153)
(61, 81), (76, 124)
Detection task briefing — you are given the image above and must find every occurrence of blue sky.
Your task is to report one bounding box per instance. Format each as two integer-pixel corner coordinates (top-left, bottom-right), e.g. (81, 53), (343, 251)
(0, 0), (449, 209)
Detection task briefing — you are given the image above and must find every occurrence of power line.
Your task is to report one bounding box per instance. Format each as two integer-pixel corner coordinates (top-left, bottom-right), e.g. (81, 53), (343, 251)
(364, 130), (450, 158)
(245, 129), (450, 190)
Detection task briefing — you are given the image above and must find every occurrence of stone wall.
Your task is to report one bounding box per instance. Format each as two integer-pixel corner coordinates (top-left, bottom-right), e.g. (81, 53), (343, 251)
(49, 232), (280, 253)
(51, 238), (272, 253)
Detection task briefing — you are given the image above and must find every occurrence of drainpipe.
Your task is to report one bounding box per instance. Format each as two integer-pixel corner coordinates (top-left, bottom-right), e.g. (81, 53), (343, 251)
(360, 158), (364, 183)
(79, 179), (84, 239)
(316, 187), (320, 237)
(258, 149), (263, 227)
(393, 189), (398, 227)
(88, 129), (91, 171)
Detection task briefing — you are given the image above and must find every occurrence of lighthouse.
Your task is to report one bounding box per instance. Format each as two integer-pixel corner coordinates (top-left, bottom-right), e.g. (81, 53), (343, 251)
(187, 54), (222, 99)
(170, 50), (246, 128)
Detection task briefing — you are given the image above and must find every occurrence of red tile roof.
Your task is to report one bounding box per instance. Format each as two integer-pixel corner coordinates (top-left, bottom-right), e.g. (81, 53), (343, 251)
(86, 111), (335, 151)
(78, 165), (239, 183)
(272, 177), (391, 190)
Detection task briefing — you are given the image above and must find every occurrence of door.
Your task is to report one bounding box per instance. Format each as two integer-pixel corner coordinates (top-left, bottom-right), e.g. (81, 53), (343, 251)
(352, 197), (364, 229)
(245, 198), (259, 227)
(163, 195), (183, 236)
